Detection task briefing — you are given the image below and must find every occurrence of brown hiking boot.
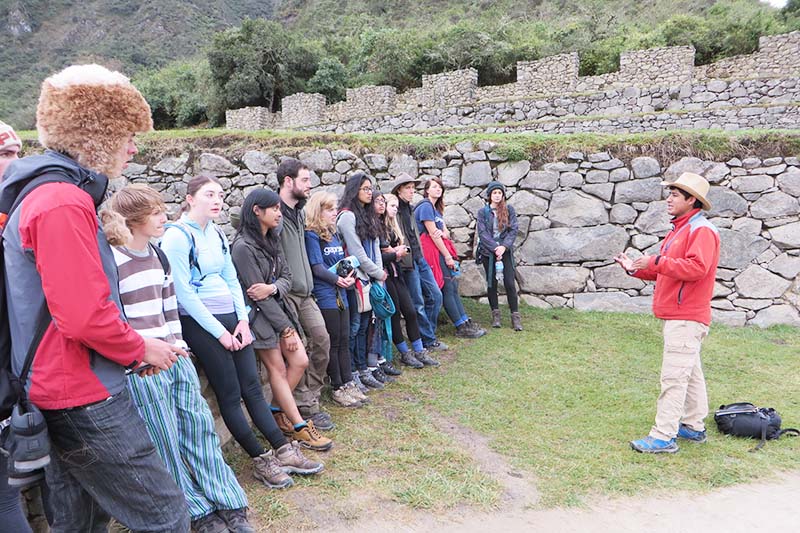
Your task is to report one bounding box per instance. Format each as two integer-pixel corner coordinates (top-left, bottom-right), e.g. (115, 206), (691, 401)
(253, 451), (293, 489)
(293, 420), (333, 451)
(273, 410), (293, 436)
(491, 309), (502, 328)
(275, 442), (324, 475)
(511, 311), (523, 331)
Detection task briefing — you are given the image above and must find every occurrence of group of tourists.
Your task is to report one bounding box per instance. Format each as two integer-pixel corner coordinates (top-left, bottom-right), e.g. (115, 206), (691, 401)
(0, 63), (527, 533)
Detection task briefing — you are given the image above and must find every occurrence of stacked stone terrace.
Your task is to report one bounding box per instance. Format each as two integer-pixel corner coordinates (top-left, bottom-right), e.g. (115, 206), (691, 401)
(226, 31), (800, 134)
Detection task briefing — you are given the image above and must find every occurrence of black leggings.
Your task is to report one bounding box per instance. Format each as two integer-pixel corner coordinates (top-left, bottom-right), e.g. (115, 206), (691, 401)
(385, 275), (421, 345)
(320, 307), (351, 389)
(483, 250), (519, 312)
(181, 312), (287, 457)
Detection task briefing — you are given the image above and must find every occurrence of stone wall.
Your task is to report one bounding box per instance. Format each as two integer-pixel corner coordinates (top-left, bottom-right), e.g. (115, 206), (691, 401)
(516, 53), (580, 96)
(225, 106), (280, 130)
(422, 68), (478, 107)
(618, 46), (695, 87)
(123, 142), (800, 329)
(281, 92), (326, 127)
(699, 31), (800, 80)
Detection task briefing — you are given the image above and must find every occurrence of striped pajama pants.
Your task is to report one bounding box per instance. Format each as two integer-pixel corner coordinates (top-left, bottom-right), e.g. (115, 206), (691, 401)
(127, 356), (248, 520)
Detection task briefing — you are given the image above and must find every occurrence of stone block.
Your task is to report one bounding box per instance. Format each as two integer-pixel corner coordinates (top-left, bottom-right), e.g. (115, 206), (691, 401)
(496, 160), (530, 186)
(508, 190), (548, 216)
(718, 229), (770, 270)
(734, 265), (792, 298)
(521, 171), (559, 191)
(750, 191), (800, 220)
(516, 266), (591, 294)
(242, 151), (277, 174)
(520, 225), (629, 264)
(750, 305), (800, 328)
(594, 264), (646, 289)
(634, 201), (671, 236)
(631, 157), (661, 179)
(199, 153), (238, 177)
(573, 292), (652, 314)
(614, 178), (663, 203)
(548, 190), (608, 227)
(299, 149), (334, 172)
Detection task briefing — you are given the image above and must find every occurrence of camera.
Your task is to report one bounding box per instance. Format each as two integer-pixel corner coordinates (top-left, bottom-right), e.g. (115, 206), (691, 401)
(336, 258), (355, 278)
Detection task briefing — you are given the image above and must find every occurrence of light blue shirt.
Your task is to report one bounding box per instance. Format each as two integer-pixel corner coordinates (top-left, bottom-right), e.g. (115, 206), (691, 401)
(161, 214), (247, 338)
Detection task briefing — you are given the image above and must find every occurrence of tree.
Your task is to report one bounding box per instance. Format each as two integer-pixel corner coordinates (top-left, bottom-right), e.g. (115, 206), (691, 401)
(308, 57), (348, 103)
(135, 59), (211, 129)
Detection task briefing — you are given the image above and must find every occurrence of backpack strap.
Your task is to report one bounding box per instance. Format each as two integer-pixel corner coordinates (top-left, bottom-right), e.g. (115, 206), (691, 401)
(749, 412), (769, 452)
(149, 242), (170, 275)
(777, 428), (800, 439)
(14, 304), (52, 404)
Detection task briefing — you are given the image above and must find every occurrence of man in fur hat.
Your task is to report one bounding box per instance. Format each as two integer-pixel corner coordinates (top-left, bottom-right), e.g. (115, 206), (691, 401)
(1, 65), (190, 531)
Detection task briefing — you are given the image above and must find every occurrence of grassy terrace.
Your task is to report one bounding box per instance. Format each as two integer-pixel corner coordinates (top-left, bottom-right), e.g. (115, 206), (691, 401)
(221, 302), (800, 530)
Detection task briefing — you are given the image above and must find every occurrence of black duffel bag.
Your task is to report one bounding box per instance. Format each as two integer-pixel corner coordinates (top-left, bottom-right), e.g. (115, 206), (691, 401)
(714, 402), (799, 452)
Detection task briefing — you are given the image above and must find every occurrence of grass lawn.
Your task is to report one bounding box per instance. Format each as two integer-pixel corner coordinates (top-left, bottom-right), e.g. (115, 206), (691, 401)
(225, 302), (800, 527)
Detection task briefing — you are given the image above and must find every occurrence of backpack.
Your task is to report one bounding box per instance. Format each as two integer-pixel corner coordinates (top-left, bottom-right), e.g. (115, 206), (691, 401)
(714, 402), (799, 452)
(162, 221), (227, 286)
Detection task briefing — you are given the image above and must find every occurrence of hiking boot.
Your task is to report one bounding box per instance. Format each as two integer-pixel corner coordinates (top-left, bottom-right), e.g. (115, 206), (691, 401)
(455, 322), (483, 339)
(253, 451), (294, 489)
(426, 340), (449, 351)
(380, 360), (402, 376)
(511, 311), (523, 332)
(352, 371), (370, 394)
(275, 442), (324, 475)
(491, 309), (502, 328)
(414, 349), (440, 367)
(677, 424), (707, 443)
(372, 366), (395, 383)
(358, 369), (384, 389)
(191, 511), (230, 533)
(309, 411), (335, 431)
(344, 381), (369, 404)
(400, 350), (424, 369)
(332, 387), (361, 408)
(293, 420), (333, 452)
(467, 319), (487, 337)
(629, 436), (679, 454)
(273, 411), (294, 436)
(216, 508), (255, 533)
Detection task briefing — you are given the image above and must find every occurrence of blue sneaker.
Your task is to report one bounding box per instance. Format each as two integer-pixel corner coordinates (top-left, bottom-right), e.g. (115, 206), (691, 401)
(677, 424), (707, 443)
(630, 436), (679, 454)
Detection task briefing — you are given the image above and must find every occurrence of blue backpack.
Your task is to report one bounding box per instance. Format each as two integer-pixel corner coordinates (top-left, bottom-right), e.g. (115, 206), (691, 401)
(162, 221), (228, 287)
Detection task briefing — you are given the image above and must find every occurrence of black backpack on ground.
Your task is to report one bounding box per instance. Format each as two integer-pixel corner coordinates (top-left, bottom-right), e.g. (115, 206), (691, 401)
(714, 402), (800, 452)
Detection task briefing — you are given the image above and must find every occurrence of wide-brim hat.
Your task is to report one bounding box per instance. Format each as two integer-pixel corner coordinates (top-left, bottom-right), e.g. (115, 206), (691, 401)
(661, 172), (711, 210)
(389, 172), (422, 195)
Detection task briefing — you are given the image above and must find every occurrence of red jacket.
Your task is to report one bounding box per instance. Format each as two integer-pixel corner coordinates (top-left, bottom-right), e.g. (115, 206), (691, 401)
(632, 208), (720, 325)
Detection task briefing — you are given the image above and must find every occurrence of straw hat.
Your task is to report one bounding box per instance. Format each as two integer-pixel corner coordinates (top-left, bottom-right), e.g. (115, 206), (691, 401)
(661, 172), (711, 210)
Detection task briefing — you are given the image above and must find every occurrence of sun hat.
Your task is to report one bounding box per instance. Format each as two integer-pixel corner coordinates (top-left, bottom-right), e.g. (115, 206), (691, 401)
(661, 172), (711, 210)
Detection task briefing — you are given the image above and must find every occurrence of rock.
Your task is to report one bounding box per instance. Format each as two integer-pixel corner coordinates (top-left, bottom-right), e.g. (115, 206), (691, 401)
(334, 161), (351, 174)
(593, 158), (624, 170)
(664, 157), (711, 181)
(734, 265), (792, 298)
(593, 264), (646, 289)
(632, 234), (659, 249)
(568, 151), (585, 161)
(585, 170), (609, 184)
(614, 178), (663, 203)
(529, 216), (551, 231)
(446, 187), (471, 205)
(711, 299), (735, 311)
(463, 151), (487, 163)
(199, 153), (238, 177)
(587, 152), (611, 163)
(713, 282), (732, 298)
(461, 161), (492, 187)
(443, 204), (471, 227)
(610, 168), (630, 182)
(242, 151), (277, 174)
(704, 163), (730, 184)
(520, 294), (551, 309)
(154, 153), (189, 175)
(581, 183), (614, 201)
(767, 253), (800, 279)
(516, 266), (591, 294)
(299, 149), (334, 173)
(122, 163), (147, 177)
(776, 166), (800, 197)
(441, 166), (461, 188)
(610, 204), (638, 224)
(332, 149), (357, 161)
(769, 221), (800, 248)
(573, 292), (652, 314)
(706, 187), (748, 217)
(742, 157), (762, 169)
(545, 295), (567, 307)
(388, 154), (418, 177)
(457, 260), (486, 297)
(548, 190), (608, 227)
(521, 170), (559, 191)
(559, 172), (584, 188)
(364, 154), (389, 171)
(631, 157), (661, 179)
(477, 140), (497, 152)
(750, 191), (800, 220)
(520, 225), (629, 264)
(712, 310), (747, 327)
(496, 160), (530, 186)
(731, 217), (761, 235)
(634, 201), (672, 236)
(419, 158), (446, 169)
(455, 140), (474, 154)
(507, 190), (548, 216)
(320, 172), (342, 185)
(750, 305), (800, 328)
(730, 174), (774, 193)
(732, 298), (772, 311)
(718, 229), (770, 270)
(544, 162), (579, 173)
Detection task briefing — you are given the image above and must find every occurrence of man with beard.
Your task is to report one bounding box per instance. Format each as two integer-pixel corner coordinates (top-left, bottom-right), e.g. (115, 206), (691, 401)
(276, 158), (334, 431)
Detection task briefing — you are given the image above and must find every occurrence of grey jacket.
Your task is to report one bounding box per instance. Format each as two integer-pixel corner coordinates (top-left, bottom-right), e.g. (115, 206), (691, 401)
(279, 199), (314, 298)
(336, 210), (384, 281)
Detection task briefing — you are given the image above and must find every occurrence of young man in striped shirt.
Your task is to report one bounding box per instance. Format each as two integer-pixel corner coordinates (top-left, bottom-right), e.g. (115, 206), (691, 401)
(102, 184), (255, 533)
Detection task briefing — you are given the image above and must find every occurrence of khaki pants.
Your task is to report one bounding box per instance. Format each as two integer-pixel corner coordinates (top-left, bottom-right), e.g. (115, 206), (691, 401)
(284, 293), (331, 416)
(650, 319), (709, 441)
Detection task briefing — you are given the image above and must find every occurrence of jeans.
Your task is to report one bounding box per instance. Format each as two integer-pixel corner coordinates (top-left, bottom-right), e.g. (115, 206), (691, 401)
(0, 457), (31, 533)
(320, 307), (351, 389)
(402, 259), (442, 346)
(347, 291), (370, 372)
(42, 388), (190, 532)
(439, 255), (469, 327)
(483, 251), (519, 312)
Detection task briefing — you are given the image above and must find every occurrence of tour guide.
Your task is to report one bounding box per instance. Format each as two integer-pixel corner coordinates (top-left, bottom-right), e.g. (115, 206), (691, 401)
(615, 172), (720, 454)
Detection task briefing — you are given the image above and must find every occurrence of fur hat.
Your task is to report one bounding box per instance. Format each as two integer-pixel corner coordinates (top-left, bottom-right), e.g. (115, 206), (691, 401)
(36, 64), (152, 177)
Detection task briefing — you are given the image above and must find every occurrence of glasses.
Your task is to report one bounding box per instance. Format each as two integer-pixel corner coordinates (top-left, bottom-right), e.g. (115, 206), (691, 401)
(360, 186), (373, 193)
(374, 197), (386, 204)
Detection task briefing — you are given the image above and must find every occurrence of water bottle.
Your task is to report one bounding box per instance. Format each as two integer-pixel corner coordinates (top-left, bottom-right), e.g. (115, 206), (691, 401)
(495, 258), (504, 281)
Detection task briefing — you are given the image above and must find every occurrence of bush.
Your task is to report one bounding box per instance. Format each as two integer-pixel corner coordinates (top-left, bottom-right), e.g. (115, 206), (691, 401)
(308, 57), (348, 103)
(135, 60), (211, 129)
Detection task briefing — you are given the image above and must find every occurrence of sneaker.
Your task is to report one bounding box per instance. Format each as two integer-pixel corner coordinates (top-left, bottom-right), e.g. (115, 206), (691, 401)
(380, 360), (403, 376)
(372, 366), (395, 384)
(677, 424), (707, 443)
(216, 508), (255, 533)
(467, 319), (487, 337)
(359, 369), (384, 389)
(275, 441), (324, 475)
(629, 436), (679, 454)
(414, 349), (440, 367)
(455, 322), (483, 339)
(273, 411), (294, 436)
(400, 350), (424, 369)
(293, 420), (333, 452)
(352, 371), (370, 394)
(253, 452), (294, 489)
(191, 511), (230, 533)
(10, 403), (51, 472)
(309, 411), (335, 431)
(344, 381), (370, 404)
(332, 387), (361, 408)
(426, 340), (449, 351)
